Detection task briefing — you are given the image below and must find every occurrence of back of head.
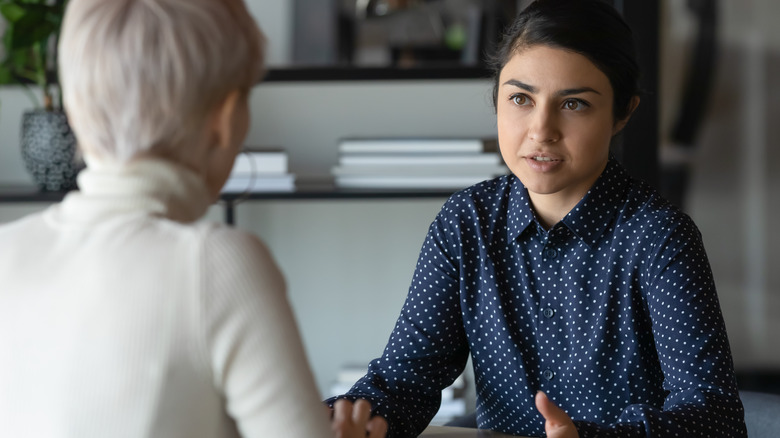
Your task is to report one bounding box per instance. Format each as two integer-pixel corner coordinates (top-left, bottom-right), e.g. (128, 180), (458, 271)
(59, 0), (265, 164)
(490, 0), (640, 121)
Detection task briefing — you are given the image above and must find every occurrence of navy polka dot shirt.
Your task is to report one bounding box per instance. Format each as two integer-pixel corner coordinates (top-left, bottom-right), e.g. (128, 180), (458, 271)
(329, 159), (746, 438)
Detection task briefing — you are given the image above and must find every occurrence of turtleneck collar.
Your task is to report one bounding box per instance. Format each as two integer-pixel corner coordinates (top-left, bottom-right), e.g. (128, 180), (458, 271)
(51, 158), (213, 224)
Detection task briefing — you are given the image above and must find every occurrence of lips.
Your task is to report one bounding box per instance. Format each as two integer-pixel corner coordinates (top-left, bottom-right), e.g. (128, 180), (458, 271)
(523, 152), (564, 172)
(525, 152), (563, 162)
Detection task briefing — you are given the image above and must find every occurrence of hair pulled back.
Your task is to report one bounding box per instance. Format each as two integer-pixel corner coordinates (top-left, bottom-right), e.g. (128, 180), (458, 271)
(490, 0), (640, 122)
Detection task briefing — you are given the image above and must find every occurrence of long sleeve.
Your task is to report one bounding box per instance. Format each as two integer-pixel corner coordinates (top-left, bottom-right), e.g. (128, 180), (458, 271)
(326, 213), (471, 438)
(203, 226), (333, 438)
(572, 214), (746, 438)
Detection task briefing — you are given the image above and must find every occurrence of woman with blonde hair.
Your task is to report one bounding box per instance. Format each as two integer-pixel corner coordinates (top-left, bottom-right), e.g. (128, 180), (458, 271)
(0, 0), (384, 437)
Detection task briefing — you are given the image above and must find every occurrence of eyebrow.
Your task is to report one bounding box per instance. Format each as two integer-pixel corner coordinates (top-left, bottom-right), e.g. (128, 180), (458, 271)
(502, 79), (602, 97)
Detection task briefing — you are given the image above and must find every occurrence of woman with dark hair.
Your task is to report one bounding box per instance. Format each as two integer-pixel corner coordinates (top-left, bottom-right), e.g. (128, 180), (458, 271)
(328, 0), (747, 437)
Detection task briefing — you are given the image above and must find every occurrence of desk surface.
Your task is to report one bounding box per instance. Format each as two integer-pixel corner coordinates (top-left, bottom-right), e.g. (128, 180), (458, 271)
(420, 426), (533, 437)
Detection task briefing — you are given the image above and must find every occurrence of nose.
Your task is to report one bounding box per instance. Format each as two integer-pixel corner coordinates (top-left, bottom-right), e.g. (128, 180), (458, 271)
(527, 106), (561, 144)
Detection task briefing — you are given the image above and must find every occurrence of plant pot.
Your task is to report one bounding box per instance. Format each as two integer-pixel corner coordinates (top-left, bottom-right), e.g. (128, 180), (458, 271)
(20, 109), (85, 191)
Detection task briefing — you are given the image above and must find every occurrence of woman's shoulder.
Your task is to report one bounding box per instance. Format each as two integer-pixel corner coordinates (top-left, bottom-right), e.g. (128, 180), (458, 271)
(194, 221), (278, 269)
(619, 177), (700, 239)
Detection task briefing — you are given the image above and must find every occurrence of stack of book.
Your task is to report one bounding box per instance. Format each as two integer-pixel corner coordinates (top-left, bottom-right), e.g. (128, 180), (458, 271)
(332, 138), (508, 190)
(221, 148), (295, 193)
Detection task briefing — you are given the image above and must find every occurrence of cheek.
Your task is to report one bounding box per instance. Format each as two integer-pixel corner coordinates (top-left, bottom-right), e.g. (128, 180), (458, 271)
(566, 115), (614, 151)
(589, 121), (617, 149)
(496, 108), (524, 142)
(497, 116), (522, 163)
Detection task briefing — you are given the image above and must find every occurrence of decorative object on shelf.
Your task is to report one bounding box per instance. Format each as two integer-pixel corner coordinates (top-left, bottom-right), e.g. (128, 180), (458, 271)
(0, 0), (82, 191)
(21, 109), (81, 191)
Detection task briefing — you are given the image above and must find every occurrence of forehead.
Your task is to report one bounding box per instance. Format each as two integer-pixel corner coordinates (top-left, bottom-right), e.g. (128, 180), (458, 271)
(499, 45), (613, 95)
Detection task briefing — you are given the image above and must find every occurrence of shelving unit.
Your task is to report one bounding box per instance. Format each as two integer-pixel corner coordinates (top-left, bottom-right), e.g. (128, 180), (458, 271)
(0, 181), (455, 225)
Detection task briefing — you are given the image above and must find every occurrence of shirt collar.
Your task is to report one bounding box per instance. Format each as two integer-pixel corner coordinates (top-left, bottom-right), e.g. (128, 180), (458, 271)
(560, 158), (630, 248)
(56, 157), (213, 224)
(506, 158), (630, 248)
(506, 176), (536, 242)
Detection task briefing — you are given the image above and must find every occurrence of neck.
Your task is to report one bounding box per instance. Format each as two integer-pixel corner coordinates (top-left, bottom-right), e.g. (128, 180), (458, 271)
(528, 193), (576, 230)
(72, 157), (213, 223)
(527, 159), (610, 229)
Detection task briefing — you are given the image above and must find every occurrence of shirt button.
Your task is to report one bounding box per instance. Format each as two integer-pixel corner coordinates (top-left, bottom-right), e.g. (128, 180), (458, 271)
(543, 307), (555, 318)
(542, 369), (555, 380)
(545, 248), (558, 259)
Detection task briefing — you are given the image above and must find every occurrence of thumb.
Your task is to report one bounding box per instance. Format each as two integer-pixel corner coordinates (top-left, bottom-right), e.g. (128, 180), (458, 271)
(535, 391), (569, 427)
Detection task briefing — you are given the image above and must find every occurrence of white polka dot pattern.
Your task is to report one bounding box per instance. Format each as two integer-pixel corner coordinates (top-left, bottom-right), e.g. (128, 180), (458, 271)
(327, 159), (747, 438)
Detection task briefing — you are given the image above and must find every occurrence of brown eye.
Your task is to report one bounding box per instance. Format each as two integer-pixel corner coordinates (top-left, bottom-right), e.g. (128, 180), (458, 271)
(512, 94), (529, 106)
(564, 99), (588, 111)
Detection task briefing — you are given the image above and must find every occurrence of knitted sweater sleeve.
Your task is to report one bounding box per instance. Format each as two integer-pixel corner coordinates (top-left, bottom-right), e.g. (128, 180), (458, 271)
(199, 225), (332, 438)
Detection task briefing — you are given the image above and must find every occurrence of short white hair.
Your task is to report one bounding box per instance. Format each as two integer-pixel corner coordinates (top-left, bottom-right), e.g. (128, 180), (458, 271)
(59, 0), (265, 163)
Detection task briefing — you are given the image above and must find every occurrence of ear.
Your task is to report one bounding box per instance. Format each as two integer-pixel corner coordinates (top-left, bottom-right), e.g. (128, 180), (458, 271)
(210, 89), (242, 151)
(612, 96), (641, 136)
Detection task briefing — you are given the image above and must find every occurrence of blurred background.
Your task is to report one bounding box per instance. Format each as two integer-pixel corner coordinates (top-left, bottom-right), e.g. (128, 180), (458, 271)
(0, 0), (778, 418)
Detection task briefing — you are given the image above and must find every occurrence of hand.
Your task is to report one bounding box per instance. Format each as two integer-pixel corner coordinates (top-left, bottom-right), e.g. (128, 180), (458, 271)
(331, 399), (388, 438)
(535, 391), (579, 438)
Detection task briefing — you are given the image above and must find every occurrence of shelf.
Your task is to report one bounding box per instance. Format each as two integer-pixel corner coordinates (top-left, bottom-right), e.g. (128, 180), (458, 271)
(0, 186), (68, 203)
(222, 181), (456, 202)
(262, 66), (491, 82)
(0, 181), (456, 204)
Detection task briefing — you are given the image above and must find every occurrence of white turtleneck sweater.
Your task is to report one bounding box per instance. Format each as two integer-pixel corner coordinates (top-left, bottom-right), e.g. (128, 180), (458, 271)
(0, 159), (332, 438)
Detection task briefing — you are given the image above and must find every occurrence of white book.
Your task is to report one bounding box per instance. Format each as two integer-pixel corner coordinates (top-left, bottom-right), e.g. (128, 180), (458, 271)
(334, 175), (492, 189)
(339, 153), (502, 167)
(221, 174), (295, 193)
(230, 150), (288, 175)
(339, 138), (492, 154)
(332, 164), (508, 177)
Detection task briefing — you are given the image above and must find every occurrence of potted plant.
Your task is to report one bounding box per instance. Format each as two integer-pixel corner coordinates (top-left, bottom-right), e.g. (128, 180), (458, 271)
(0, 0), (82, 191)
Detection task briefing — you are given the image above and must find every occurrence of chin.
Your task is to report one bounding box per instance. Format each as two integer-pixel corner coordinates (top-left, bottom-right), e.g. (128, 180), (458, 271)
(526, 186), (564, 196)
(513, 172), (552, 191)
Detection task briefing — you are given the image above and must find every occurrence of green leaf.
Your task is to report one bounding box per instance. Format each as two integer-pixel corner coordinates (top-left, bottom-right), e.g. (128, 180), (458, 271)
(9, 22), (56, 51)
(0, 65), (14, 84)
(3, 5), (56, 66)
(0, 3), (27, 23)
(0, 0), (69, 108)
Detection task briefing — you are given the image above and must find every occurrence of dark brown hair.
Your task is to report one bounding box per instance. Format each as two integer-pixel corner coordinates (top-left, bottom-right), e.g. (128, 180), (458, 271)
(490, 0), (640, 122)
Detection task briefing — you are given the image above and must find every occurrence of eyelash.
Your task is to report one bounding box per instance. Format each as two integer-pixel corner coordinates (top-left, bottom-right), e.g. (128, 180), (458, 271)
(510, 93), (531, 106)
(509, 93), (591, 111)
(563, 98), (590, 111)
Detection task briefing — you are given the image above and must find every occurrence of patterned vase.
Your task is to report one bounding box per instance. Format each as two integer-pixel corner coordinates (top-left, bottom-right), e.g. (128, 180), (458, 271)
(20, 110), (85, 191)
